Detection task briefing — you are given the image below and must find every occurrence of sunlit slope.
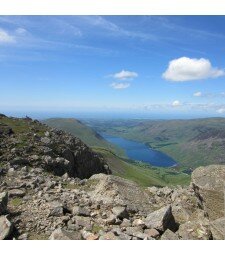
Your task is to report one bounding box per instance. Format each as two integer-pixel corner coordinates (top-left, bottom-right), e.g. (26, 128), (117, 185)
(42, 118), (123, 155)
(93, 147), (190, 187)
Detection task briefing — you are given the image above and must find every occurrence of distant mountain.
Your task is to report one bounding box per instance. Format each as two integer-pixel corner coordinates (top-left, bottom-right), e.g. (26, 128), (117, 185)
(86, 118), (225, 168)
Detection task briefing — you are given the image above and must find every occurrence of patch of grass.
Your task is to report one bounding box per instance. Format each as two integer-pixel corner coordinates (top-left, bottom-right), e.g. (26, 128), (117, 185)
(92, 224), (103, 234)
(0, 116), (48, 136)
(10, 198), (22, 206)
(62, 182), (79, 190)
(82, 179), (98, 191)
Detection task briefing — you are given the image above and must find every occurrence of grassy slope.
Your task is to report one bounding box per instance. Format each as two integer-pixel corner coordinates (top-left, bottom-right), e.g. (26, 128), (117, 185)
(42, 118), (123, 155)
(85, 118), (225, 169)
(93, 147), (190, 187)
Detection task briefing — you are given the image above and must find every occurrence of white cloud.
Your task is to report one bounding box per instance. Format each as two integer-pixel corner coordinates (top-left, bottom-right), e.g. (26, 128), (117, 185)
(217, 108), (225, 114)
(193, 91), (202, 97)
(81, 16), (156, 41)
(110, 82), (130, 90)
(112, 70), (138, 80)
(172, 100), (182, 107)
(15, 28), (27, 35)
(162, 57), (225, 82)
(0, 28), (15, 43)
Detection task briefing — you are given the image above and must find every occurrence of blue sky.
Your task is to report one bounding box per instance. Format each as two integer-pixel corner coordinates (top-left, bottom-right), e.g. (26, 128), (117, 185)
(1, 16), (225, 118)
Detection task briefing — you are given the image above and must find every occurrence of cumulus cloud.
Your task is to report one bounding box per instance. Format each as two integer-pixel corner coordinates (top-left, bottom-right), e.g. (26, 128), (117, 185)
(0, 28), (15, 43)
(112, 70), (138, 80)
(162, 57), (225, 82)
(172, 100), (182, 107)
(193, 91), (202, 97)
(110, 82), (130, 89)
(217, 108), (225, 114)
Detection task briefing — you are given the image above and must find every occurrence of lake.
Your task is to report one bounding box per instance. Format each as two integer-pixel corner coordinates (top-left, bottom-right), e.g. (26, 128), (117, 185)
(101, 134), (178, 167)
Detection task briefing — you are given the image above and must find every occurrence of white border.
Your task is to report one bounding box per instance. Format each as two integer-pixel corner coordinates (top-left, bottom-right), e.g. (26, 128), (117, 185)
(1, 240), (224, 255)
(0, 0), (225, 15)
(0, 0), (224, 253)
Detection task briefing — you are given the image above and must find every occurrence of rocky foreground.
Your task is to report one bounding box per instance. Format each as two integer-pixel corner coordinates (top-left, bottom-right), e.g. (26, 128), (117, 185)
(0, 114), (224, 240)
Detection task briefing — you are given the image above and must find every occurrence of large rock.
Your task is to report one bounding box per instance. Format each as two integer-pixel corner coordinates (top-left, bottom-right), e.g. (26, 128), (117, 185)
(161, 229), (179, 240)
(89, 174), (151, 214)
(49, 228), (82, 240)
(0, 216), (13, 240)
(192, 165), (225, 221)
(74, 216), (92, 230)
(112, 206), (129, 219)
(72, 206), (90, 217)
(99, 232), (119, 240)
(8, 189), (26, 198)
(48, 201), (64, 217)
(145, 205), (176, 232)
(210, 217), (225, 240)
(0, 192), (8, 215)
(178, 220), (212, 240)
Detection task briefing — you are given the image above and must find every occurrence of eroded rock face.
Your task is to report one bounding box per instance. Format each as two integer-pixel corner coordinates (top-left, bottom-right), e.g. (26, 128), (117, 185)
(210, 217), (225, 240)
(192, 165), (225, 221)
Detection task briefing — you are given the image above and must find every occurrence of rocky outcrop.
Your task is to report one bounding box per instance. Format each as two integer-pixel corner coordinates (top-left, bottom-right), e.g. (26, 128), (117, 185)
(191, 165), (225, 240)
(192, 165), (225, 221)
(89, 174), (151, 215)
(0, 115), (110, 180)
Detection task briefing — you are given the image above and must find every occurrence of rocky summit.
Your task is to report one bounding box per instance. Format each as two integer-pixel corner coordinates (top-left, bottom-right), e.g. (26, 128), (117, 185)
(0, 115), (224, 240)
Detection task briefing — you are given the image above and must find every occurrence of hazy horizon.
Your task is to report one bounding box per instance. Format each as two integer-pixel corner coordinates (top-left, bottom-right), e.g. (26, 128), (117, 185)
(2, 110), (225, 120)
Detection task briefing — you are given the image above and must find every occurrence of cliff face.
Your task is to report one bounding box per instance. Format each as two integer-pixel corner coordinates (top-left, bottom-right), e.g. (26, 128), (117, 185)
(0, 115), (224, 240)
(0, 115), (110, 179)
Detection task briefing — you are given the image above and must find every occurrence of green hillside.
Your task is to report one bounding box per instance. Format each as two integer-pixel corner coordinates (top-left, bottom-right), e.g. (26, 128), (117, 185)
(42, 118), (123, 155)
(86, 118), (225, 168)
(93, 147), (190, 187)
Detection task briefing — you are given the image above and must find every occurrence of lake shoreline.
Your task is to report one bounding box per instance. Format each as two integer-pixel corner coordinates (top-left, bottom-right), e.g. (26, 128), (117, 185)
(100, 133), (178, 168)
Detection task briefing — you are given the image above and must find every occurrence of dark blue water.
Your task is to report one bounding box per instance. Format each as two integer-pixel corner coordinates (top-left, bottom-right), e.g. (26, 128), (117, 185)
(102, 134), (177, 167)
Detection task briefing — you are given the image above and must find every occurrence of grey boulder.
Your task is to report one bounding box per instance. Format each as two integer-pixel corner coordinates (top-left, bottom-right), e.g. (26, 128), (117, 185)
(0, 192), (8, 215)
(145, 205), (175, 232)
(0, 216), (13, 240)
(49, 228), (82, 240)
